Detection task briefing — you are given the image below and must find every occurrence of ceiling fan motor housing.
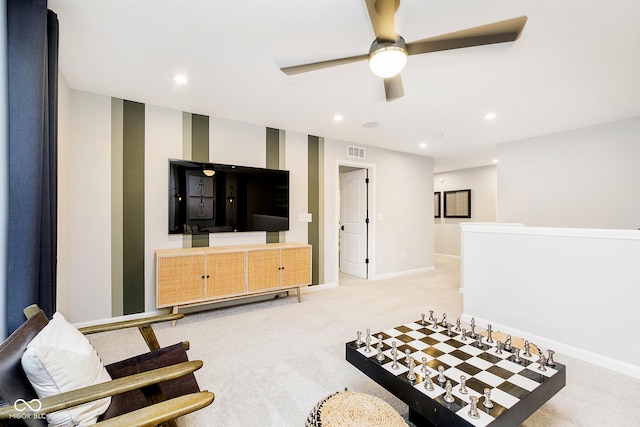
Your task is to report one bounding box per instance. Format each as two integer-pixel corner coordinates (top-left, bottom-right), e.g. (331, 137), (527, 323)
(368, 36), (408, 78)
(369, 36), (407, 55)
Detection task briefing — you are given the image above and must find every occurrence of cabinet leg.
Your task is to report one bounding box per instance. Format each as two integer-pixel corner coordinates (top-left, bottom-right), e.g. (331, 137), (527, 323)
(296, 287), (302, 303)
(171, 306), (179, 327)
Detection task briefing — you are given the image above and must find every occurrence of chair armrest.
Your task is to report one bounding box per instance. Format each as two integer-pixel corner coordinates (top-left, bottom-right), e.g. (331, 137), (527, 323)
(94, 391), (214, 427)
(77, 313), (184, 335)
(22, 304), (185, 352)
(79, 313), (186, 351)
(0, 360), (203, 420)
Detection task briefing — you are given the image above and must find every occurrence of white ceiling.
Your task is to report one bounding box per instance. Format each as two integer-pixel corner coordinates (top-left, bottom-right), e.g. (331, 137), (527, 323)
(49, 0), (640, 172)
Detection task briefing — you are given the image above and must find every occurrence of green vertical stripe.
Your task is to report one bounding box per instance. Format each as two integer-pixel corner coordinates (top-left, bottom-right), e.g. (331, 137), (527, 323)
(111, 98), (124, 317)
(308, 135), (321, 285)
(192, 114), (209, 163)
(182, 112), (192, 161)
(122, 100), (145, 314)
(266, 127), (280, 170)
(266, 127), (281, 243)
(191, 114), (209, 248)
(182, 113), (192, 248)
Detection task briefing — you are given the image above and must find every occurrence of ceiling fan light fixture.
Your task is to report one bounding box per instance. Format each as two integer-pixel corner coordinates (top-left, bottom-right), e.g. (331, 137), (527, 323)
(202, 165), (215, 176)
(368, 38), (408, 78)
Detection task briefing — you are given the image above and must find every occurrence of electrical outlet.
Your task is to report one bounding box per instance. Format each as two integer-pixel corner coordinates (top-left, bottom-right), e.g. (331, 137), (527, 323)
(298, 213), (312, 222)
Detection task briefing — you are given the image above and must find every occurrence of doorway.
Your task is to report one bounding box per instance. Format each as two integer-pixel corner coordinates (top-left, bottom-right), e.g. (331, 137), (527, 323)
(339, 165), (372, 279)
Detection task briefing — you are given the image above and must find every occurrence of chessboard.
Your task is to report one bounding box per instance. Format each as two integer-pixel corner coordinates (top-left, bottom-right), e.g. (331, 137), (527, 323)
(345, 315), (566, 427)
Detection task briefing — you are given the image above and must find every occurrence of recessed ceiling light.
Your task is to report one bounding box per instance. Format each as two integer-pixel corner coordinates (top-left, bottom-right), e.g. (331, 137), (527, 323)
(492, 159), (499, 164)
(362, 121), (379, 128)
(333, 114), (343, 122)
(174, 75), (188, 84)
(419, 142), (427, 148)
(485, 112), (497, 120)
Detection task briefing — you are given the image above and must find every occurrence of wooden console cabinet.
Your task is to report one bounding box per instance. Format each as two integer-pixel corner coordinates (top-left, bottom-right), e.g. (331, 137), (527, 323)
(155, 243), (311, 315)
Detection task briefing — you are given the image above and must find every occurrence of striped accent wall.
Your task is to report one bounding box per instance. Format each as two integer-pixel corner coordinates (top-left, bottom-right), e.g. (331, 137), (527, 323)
(109, 106), (315, 315)
(111, 99), (146, 316)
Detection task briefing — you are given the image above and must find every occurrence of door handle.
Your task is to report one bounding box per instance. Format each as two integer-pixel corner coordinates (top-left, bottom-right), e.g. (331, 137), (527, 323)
(340, 225), (345, 231)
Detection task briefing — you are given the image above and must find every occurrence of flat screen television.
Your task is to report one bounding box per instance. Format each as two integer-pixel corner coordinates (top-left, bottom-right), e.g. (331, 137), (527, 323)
(168, 159), (290, 234)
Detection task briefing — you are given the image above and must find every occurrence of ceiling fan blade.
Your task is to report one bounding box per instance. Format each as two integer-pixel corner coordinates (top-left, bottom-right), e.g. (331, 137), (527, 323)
(280, 54), (369, 75)
(365, 0), (399, 41)
(406, 16), (527, 56)
(384, 74), (404, 102)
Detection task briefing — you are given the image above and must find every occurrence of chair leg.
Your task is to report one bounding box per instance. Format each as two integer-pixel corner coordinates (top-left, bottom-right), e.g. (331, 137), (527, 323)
(171, 306), (179, 328)
(138, 325), (161, 351)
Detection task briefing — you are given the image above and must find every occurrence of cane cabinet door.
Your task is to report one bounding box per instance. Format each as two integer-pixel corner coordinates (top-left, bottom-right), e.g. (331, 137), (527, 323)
(247, 249), (281, 292)
(157, 254), (205, 307)
(281, 246), (311, 288)
(205, 251), (246, 298)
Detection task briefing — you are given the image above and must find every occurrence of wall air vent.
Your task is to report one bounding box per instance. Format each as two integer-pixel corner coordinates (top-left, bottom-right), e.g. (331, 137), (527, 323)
(347, 146), (365, 159)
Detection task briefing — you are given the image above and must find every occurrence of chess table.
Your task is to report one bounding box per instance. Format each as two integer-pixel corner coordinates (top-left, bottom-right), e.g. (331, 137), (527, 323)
(345, 318), (566, 427)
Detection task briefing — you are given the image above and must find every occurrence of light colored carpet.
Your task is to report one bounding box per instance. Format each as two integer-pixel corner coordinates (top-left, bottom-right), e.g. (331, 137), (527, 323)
(88, 255), (640, 426)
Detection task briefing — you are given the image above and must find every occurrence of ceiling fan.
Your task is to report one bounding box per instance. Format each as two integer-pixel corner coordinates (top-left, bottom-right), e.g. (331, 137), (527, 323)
(280, 0), (527, 102)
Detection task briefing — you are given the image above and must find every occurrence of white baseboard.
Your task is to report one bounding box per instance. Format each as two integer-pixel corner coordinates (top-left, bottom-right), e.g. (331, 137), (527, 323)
(374, 266), (435, 280)
(72, 292), (291, 328)
(302, 282), (338, 293)
(434, 253), (461, 259)
(461, 313), (640, 380)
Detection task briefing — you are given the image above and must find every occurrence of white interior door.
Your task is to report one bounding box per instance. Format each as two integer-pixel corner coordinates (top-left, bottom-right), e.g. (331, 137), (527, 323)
(340, 168), (368, 278)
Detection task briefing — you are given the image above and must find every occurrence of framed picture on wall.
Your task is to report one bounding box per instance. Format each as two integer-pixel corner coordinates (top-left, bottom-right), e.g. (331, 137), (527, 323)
(444, 189), (471, 218)
(434, 192), (441, 218)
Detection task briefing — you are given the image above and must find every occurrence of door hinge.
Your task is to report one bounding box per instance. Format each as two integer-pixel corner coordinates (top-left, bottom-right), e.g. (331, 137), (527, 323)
(365, 218), (369, 224)
(365, 177), (369, 184)
(365, 258), (369, 264)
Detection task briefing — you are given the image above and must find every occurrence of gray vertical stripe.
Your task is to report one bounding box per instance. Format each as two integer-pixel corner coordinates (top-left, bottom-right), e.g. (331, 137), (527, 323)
(122, 100), (145, 314)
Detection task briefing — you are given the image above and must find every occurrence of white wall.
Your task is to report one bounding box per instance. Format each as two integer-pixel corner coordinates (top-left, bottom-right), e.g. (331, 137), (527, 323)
(56, 72), (72, 317)
(64, 91), (113, 322)
(323, 139), (434, 283)
(144, 105), (184, 312)
(434, 165), (496, 256)
(283, 131), (309, 245)
(497, 116), (640, 229)
(461, 224), (640, 379)
(211, 117), (266, 168)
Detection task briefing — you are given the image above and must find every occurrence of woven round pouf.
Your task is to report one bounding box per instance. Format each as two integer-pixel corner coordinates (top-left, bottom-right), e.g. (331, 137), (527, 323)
(306, 390), (408, 427)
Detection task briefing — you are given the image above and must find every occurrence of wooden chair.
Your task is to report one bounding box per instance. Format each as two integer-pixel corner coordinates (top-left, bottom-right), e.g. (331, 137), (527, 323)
(0, 305), (214, 427)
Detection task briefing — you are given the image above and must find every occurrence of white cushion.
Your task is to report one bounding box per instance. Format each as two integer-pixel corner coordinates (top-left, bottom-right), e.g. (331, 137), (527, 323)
(21, 312), (112, 427)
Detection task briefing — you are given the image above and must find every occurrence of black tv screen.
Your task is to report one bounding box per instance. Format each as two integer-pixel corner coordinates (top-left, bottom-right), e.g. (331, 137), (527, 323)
(169, 159), (290, 234)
